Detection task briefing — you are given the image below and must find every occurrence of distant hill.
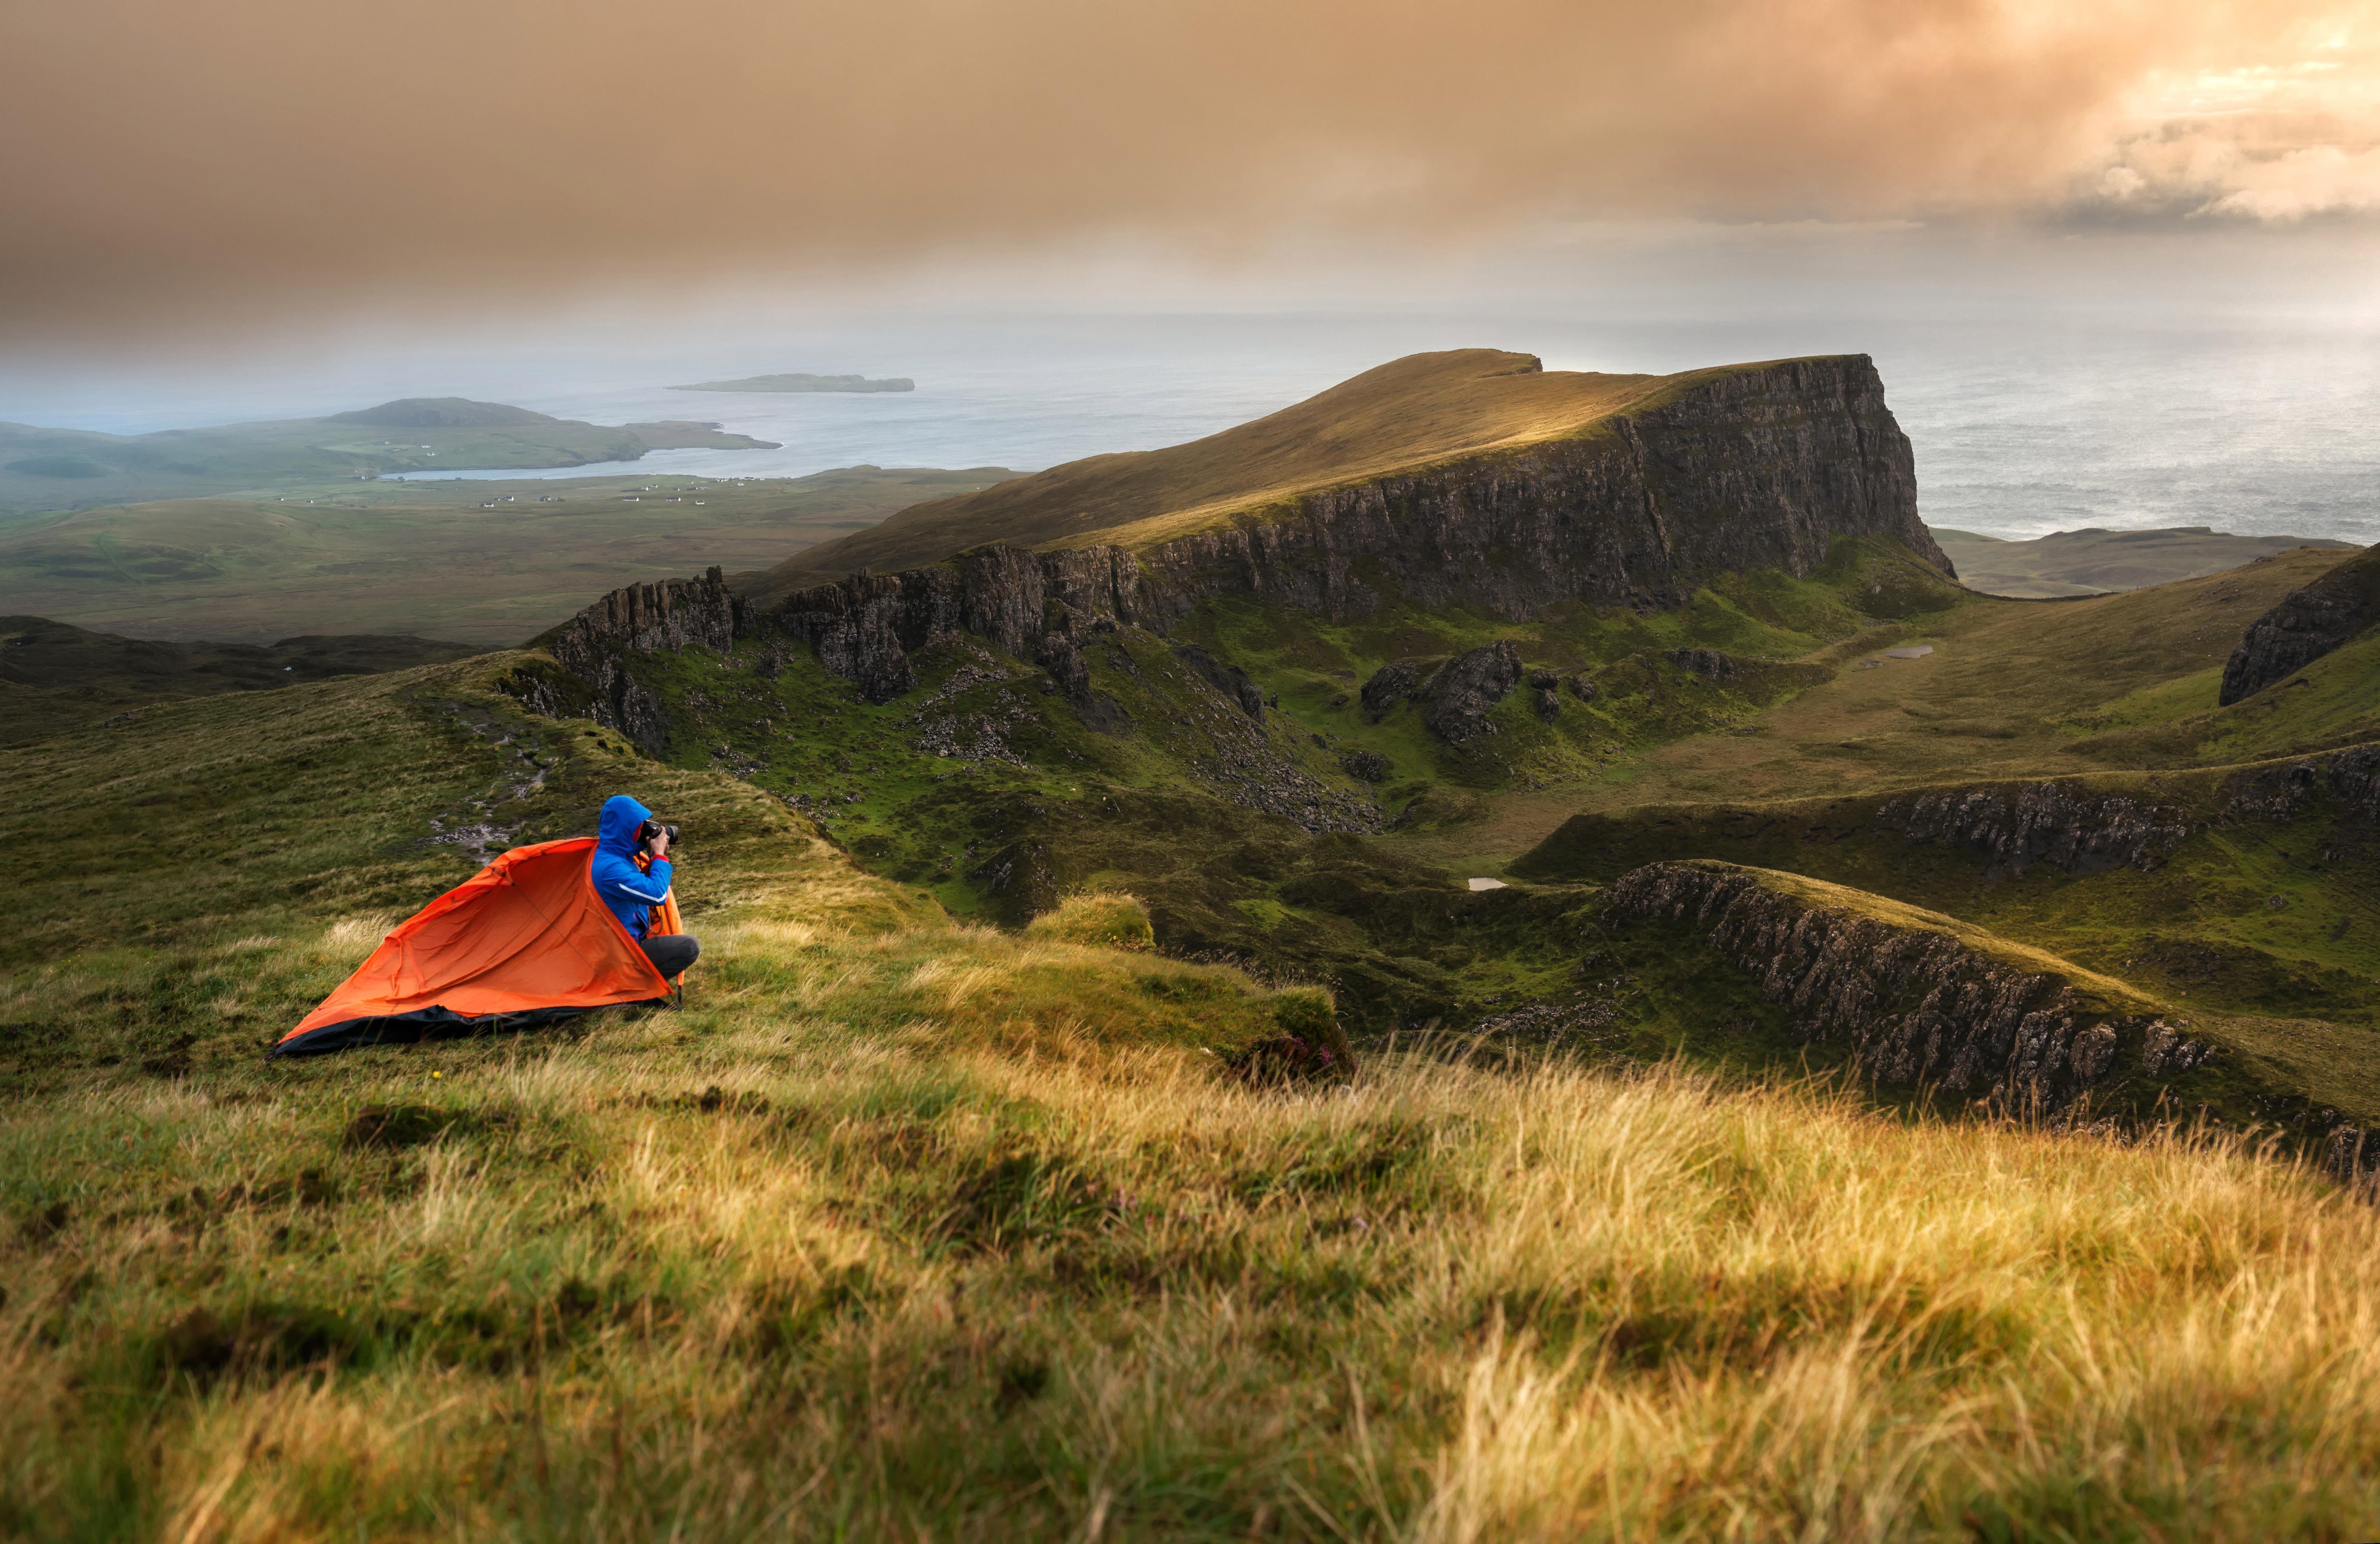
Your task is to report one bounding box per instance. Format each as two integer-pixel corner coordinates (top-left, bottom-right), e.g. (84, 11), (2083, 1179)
(746, 347), (1936, 604)
(324, 397), (562, 428)
(1933, 525), (2358, 598)
(670, 374), (915, 393)
(0, 404), (782, 510)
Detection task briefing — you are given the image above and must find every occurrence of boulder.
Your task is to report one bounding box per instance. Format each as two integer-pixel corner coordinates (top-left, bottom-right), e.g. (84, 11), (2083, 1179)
(1416, 642), (1522, 745)
(2218, 546), (2380, 705)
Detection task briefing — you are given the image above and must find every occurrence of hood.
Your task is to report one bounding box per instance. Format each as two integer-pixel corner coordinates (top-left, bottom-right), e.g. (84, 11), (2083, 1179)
(597, 794), (652, 857)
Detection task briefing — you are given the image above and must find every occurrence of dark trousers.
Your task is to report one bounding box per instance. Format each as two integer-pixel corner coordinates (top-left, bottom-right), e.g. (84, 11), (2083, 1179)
(639, 933), (700, 979)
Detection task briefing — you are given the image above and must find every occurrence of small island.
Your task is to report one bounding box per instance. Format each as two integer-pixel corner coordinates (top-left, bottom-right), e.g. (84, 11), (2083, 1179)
(668, 373), (915, 394)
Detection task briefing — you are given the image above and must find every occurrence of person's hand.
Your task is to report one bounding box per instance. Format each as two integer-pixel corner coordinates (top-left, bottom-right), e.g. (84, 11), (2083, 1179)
(645, 829), (671, 859)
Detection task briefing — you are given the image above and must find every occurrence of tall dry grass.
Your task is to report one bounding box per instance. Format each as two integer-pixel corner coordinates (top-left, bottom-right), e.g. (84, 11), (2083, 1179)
(8, 904), (2380, 1540)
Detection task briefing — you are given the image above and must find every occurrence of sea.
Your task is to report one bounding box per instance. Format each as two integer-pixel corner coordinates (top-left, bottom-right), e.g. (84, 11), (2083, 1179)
(16, 309), (2380, 544)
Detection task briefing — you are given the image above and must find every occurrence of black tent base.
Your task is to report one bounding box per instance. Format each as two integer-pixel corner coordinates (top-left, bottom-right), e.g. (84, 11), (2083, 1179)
(269, 1001), (666, 1057)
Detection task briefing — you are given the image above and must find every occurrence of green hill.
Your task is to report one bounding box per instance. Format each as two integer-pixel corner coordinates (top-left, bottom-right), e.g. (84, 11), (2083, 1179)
(0, 614), (477, 744)
(529, 351), (2380, 1142)
(322, 397), (563, 428)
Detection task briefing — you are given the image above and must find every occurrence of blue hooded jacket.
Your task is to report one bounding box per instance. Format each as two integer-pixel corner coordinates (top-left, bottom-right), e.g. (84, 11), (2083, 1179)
(591, 794), (673, 940)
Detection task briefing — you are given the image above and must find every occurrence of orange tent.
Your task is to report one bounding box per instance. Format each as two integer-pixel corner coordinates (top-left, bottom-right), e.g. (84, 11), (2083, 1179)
(272, 837), (673, 1057)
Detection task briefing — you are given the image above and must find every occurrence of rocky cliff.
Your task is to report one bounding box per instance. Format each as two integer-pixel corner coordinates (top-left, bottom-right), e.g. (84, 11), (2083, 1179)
(1124, 355), (1944, 630)
(534, 355), (1940, 728)
(1514, 770), (2203, 887)
(2218, 545), (2380, 704)
(767, 545), (1143, 705)
(1605, 861), (2165, 1112)
(1874, 781), (2192, 877)
(525, 566), (742, 754)
(2221, 743), (2380, 823)
(735, 355), (1941, 703)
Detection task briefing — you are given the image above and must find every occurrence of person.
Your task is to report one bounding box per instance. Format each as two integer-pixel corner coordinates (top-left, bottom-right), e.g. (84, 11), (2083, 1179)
(591, 794), (700, 983)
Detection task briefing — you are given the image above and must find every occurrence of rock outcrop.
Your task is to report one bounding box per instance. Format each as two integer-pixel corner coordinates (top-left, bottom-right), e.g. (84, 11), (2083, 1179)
(539, 567), (742, 755)
(1355, 644), (1526, 743)
(2221, 744), (2380, 823)
(2218, 546), (2380, 704)
(1664, 648), (1739, 679)
(1360, 660), (1423, 721)
(1877, 781), (2191, 876)
(766, 545), (1142, 704)
(1606, 861), (2150, 1110)
(1172, 644), (1265, 720)
(1416, 644), (1522, 745)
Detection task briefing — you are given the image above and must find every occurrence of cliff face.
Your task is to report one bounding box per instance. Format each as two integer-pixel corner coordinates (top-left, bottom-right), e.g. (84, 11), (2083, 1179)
(769, 545), (1144, 704)
(2222, 744), (2380, 823)
(1606, 861), (2159, 1112)
(535, 566), (742, 755)
(1875, 782), (2191, 877)
(2219, 546), (2380, 705)
(734, 356), (1939, 702)
(1129, 356), (1942, 628)
(537, 357), (1938, 722)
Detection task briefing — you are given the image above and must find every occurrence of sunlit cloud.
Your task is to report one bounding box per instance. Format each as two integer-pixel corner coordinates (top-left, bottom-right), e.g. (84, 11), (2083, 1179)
(2, 0), (2377, 344)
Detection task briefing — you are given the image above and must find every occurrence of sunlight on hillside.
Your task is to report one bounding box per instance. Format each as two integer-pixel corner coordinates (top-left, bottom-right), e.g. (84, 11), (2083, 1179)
(9, 894), (2380, 1539)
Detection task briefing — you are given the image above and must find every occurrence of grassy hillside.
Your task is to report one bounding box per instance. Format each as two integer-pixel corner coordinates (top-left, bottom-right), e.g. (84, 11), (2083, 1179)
(0, 404), (779, 512)
(541, 535), (1972, 1021)
(15, 659), (2380, 1538)
(751, 349), (1773, 588)
(1480, 545), (2344, 849)
(0, 616), (479, 746)
(587, 518), (2380, 1124)
(1932, 525), (2355, 598)
(0, 466), (1015, 645)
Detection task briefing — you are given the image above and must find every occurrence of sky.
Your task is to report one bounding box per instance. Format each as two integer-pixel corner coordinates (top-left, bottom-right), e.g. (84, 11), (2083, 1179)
(4, 0), (2379, 365)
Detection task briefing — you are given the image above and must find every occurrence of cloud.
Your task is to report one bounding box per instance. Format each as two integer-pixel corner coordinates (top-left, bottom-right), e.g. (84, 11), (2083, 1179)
(2, 0), (2374, 342)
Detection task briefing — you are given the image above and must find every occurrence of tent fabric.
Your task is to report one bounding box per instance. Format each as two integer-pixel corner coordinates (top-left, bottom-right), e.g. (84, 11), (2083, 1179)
(272, 836), (673, 1057)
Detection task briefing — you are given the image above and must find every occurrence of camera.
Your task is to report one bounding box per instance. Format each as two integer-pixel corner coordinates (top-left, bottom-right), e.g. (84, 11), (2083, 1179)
(638, 819), (679, 846)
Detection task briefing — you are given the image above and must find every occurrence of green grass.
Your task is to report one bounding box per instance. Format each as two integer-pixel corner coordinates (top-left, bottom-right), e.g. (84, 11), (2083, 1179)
(15, 637), (2380, 1538)
(16, 942), (2380, 1539)
(0, 617), (482, 746)
(1502, 546), (2341, 853)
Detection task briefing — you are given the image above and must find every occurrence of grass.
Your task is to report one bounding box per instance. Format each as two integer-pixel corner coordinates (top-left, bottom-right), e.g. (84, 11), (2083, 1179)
(0, 618), (482, 746)
(14, 974), (2380, 1539)
(0, 466), (1016, 645)
(15, 635), (2380, 1538)
(1504, 546), (2345, 858)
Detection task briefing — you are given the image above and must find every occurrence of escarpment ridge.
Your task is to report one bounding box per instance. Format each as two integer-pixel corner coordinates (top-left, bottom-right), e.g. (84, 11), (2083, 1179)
(1606, 860), (2151, 1113)
(647, 348), (1944, 703)
(747, 348), (1945, 601)
(2221, 544), (2380, 705)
